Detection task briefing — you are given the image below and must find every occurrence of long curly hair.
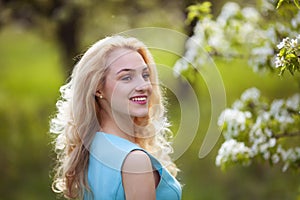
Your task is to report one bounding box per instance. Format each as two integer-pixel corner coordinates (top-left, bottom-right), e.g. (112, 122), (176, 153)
(50, 35), (179, 199)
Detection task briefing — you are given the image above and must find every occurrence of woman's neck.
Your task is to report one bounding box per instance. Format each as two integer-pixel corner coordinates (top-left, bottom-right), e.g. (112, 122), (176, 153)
(99, 112), (136, 143)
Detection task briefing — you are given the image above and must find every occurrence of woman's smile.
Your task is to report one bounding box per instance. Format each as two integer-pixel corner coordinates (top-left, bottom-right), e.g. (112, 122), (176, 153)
(130, 95), (148, 105)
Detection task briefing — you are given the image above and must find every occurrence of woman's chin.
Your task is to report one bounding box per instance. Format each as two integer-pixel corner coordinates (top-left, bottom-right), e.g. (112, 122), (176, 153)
(131, 110), (149, 118)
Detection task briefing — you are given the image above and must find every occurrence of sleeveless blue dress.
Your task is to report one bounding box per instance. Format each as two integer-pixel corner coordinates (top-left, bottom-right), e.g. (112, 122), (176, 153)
(84, 132), (182, 200)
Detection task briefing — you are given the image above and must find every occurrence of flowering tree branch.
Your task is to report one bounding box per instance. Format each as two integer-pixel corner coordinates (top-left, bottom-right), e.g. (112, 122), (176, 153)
(175, 1), (300, 76)
(216, 88), (300, 172)
(176, 1), (300, 172)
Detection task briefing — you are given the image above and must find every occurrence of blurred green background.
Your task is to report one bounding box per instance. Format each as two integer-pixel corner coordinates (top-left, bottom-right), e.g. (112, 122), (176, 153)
(0, 0), (299, 199)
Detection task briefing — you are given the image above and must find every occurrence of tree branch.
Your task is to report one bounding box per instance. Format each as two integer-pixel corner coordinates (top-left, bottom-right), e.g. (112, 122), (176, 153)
(274, 131), (300, 139)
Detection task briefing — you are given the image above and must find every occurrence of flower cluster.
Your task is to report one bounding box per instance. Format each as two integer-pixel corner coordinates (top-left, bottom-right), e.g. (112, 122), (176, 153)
(174, 1), (300, 75)
(174, 2), (264, 75)
(275, 35), (300, 75)
(218, 109), (251, 140)
(216, 87), (300, 171)
(215, 139), (253, 170)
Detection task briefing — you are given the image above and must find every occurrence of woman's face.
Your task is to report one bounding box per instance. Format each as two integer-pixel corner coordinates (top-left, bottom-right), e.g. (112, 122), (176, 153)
(101, 48), (153, 119)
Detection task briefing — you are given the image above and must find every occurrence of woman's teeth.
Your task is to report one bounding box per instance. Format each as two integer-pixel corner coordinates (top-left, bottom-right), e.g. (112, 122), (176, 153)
(131, 97), (146, 102)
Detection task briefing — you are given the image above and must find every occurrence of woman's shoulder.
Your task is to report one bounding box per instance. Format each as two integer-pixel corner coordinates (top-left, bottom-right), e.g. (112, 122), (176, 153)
(122, 150), (153, 173)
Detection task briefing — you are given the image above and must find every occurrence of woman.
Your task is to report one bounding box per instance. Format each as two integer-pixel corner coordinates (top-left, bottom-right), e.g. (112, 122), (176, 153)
(50, 35), (182, 199)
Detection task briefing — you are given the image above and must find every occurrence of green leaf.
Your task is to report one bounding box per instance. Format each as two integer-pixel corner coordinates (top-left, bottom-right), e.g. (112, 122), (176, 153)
(185, 2), (212, 24)
(186, 5), (198, 12)
(279, 65), (286, 76)
(186, 12), (198, 23)
(279, 48), (286, 56)
(286, 53), (297, 59)
(288, 65), (295, 75)
(200, 2), (212, 13)
(294, 0), (300, 9)
(276, 0), (286, 9)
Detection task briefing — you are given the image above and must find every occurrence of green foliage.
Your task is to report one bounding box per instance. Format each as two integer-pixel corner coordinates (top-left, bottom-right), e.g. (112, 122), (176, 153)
(185, 2), (212, 25)
(275, 36), (300, 75)
(277, 0), (300, 9)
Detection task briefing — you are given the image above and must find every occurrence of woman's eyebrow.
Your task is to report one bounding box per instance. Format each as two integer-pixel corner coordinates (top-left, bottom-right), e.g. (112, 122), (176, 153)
(142, 67), (149, 71)
(116, 67), (148, 75)
(116, 68), (134, 75)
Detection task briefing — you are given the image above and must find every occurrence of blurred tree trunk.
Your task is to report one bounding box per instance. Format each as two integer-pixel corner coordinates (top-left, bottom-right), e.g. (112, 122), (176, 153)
(55, 6), (82, 76)
(0, 0), (82, 76)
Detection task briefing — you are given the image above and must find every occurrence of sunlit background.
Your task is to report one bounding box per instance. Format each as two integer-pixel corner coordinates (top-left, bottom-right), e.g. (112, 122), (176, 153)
(0, 0), (299, 199)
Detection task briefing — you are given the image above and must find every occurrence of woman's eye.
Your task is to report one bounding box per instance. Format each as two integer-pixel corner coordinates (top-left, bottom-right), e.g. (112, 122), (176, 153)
(143, 73), (150, 80)
(121, 75), (132, 81)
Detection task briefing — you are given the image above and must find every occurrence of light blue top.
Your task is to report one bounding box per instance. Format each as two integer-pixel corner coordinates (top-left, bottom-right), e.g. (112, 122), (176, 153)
(84, 132), (182, 200)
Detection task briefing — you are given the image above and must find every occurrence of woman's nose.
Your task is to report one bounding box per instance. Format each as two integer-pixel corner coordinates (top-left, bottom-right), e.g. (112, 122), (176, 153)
(135, 81), (152, 91)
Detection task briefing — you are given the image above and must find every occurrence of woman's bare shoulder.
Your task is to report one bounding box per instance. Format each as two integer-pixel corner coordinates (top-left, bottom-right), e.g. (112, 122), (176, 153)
(122, 150), (153, 173)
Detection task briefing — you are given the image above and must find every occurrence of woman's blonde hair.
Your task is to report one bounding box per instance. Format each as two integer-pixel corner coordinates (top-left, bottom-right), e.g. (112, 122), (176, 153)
(50, 35), (179, 199)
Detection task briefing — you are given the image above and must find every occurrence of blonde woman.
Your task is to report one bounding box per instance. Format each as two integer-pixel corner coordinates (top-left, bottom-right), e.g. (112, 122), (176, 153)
(50, 35), (182, 200)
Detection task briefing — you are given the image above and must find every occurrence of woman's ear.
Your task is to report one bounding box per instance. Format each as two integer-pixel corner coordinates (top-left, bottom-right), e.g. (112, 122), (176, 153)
(95, 91), (104, 99)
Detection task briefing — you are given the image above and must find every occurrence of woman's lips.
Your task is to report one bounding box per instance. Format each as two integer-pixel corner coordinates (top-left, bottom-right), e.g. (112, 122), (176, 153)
(130, 96), (148, 105)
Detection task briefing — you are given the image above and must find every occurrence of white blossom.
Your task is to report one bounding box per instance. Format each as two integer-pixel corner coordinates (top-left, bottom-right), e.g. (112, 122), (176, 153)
(185, 35), (202, 62)
(277, 145), (285, 157)
(295, 147), (300, 155)
(216, 139), (252, 166)
(263, 151), (270, 160)
(242, 7), (261, 23)
(291, 11), (300, 28)
(286, 94), (300, 110)
(270, 99), (294, 125)
(240, 87), (261, 103)
(290, 38), (298, 48)
(277, 37), (290, 49)
(279, 148), (293, 161)
(173, 59), (188, 76)
(269, 138), (276, 147)
(265, 27), (277, 44)
(275, 56), (285, 68)
(260, 0), (274, 13)
(275, 22), (293, 36)
(218, 109), (252, 139)
(251, 44), (273, 58)
(272, 154), (280, 164)
(239, 22), (263, 43)
(270, 99), (284, 114)
(208, 33), (230, 53)
(218, 109), (248, 126)
(250, 43), (274, 72)
(217, 2), (241, 26)
(282, 162), (290, 172)
(232, 100), (244, 110)
(265, 128), (273, 137)
(184, 49), (197, 64)
(260, 143), (269, 153)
